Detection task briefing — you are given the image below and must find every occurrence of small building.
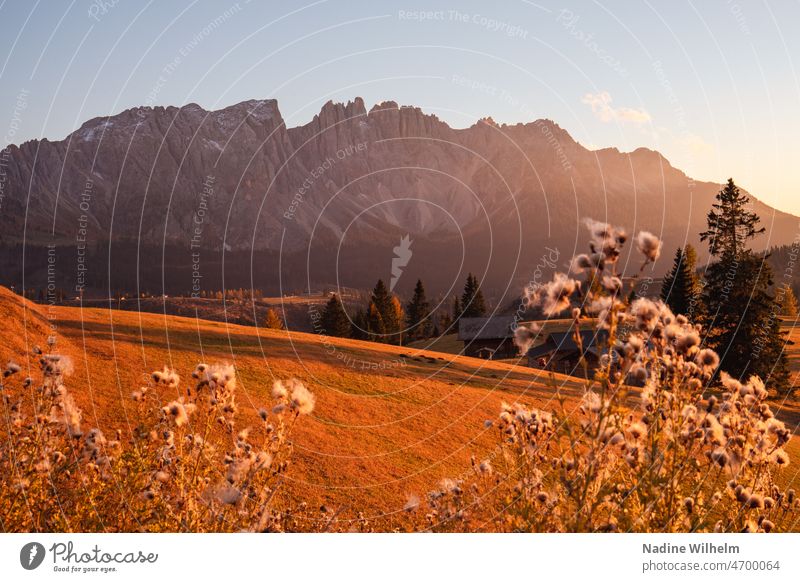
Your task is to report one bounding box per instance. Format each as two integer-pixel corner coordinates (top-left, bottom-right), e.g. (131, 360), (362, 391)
(526, 329), (610, 375)
(458, 316), (518, 360)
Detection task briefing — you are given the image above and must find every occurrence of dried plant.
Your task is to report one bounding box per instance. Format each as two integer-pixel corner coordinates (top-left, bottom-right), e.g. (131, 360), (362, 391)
(405, 219), (798, 533)
(0, 354), (315, 532)
(2, 220), (797, 533)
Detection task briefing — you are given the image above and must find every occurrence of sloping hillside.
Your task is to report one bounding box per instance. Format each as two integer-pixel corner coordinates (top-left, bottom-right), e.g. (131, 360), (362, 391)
(0, 286), (589, 518)
(4, 287), (800, 525)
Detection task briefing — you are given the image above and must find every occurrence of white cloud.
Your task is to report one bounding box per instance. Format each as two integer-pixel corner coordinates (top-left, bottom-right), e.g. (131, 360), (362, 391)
(582, 91), (651, 125)
(677, 132), (713, 156)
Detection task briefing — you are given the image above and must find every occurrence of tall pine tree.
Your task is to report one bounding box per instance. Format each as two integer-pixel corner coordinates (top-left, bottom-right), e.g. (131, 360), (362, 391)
(461, 273), (487, 318)
(405, 279), (433, 342)
(321, 293), (351, 338)
(452, 295), (463, 326)
(439, 309), (453, 335)
(660, 245), (701, 319)
(700, 178), (790, 393)
(367, 279), (401, 343)
(350, 308), (369, 340)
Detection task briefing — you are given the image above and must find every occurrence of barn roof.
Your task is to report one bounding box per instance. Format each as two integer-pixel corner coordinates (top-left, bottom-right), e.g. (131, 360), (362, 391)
(526, 329), (610, 359)
(457, 316), (517, 341)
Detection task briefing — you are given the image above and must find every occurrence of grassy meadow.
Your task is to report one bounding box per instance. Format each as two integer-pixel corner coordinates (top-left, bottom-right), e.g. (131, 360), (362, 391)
(0, 286), (590, 522)
(3, 286), (800, 531)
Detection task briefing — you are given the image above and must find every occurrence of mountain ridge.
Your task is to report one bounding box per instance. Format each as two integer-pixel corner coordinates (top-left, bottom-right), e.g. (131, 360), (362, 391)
(1, 96), (797, 297)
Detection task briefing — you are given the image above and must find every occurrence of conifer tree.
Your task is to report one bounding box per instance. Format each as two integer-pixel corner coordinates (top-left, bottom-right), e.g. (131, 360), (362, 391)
(350, 309), (369, 340)
(439, 310), (453, 335)
(660, 245), (701, 319)
(452, 295), (463, 326)
(371, 279), (392, 316)
(367, 279), (400, 342)
(701, 178), (790, 393)
(461, 273), (487, 318)
(405, 279), (433, 342)
(321, 293), (351, 338)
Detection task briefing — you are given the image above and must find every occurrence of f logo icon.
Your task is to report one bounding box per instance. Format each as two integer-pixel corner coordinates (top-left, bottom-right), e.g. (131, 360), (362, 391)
(20, 542), (46, 570)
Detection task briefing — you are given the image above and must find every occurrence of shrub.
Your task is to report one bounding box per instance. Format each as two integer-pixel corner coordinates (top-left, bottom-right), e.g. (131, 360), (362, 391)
(0, 354), (315, 532)
(408, 219), (798, 532)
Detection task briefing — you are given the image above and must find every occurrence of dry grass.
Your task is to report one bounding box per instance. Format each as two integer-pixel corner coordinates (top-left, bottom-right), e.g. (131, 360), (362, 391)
(0, 287), (588, 523)
(3, 283), (800, 532)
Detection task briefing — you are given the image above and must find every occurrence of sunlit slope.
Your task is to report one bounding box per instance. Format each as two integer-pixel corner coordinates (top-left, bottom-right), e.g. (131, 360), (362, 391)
(0, 287), (589, 516)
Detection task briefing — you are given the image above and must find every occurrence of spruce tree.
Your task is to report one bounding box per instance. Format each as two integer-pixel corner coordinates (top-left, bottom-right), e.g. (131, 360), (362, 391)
(321, 293), (351, 338)
(701, 178), (790, 393)
(368, 279), (399, 342)
(701, 179), (765, 257)
(660, 245), (701, 319)
(405, 279), (433, 342)
(461, 273), (487, 318)
(439, 310), (453, 335)
(371, 279), (392, 315)
(350, 309), (369, 340)
(452, 295), (463, 326)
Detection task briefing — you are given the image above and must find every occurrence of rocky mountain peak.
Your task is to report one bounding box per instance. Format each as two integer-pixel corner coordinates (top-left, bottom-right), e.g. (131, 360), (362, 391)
(1, 96), (797, 296)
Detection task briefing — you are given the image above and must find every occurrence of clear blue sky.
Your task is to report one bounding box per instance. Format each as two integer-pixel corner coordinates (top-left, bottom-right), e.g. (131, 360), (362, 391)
(2, 0), (799, 214)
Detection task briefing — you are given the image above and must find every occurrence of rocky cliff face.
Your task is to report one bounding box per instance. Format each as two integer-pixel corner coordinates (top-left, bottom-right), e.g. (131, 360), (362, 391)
(1, 97), (797, 295)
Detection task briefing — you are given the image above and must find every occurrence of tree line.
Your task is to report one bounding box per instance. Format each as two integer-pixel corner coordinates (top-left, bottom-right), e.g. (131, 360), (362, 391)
(657, 178), (795, 395)
(315, 273), (488, 346)
(277, 178), (795, 395)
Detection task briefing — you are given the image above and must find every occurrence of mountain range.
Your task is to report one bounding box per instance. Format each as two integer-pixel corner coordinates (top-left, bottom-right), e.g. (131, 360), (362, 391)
(1, 97), (797, 301)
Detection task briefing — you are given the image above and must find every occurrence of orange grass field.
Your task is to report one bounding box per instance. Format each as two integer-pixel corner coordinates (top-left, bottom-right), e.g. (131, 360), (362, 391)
(3, 286), (800, 520)
(0, 287), (588, 518)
